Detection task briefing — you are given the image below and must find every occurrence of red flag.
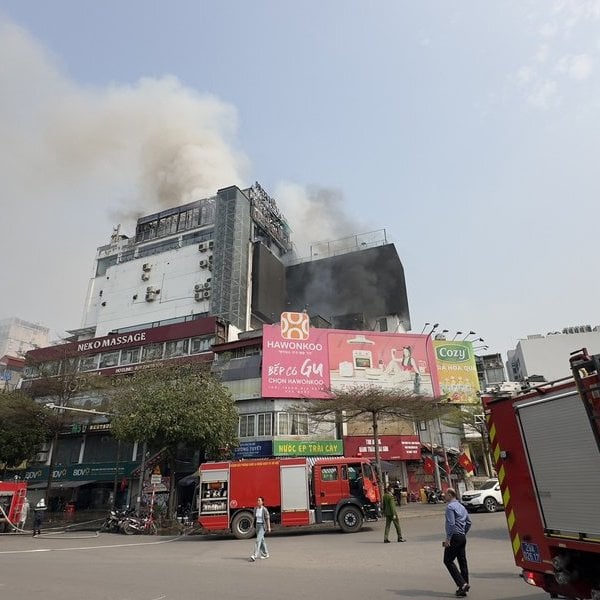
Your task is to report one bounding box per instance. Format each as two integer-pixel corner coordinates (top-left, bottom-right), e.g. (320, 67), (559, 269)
(458, 453), (474, 473)
(423, 456), (435, 475)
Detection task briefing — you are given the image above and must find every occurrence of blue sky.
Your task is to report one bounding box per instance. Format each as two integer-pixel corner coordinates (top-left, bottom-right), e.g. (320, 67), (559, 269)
(1, 1), (600, 356)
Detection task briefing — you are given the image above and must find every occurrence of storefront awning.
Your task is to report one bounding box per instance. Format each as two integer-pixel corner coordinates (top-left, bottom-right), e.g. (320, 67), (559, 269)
(27, 480), (97, 490)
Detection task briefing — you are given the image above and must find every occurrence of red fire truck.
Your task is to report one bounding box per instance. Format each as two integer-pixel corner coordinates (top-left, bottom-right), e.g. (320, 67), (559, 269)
(0, 481), (28, 532)
(483, 349), (600, 600)
(198, 456), (380, 539)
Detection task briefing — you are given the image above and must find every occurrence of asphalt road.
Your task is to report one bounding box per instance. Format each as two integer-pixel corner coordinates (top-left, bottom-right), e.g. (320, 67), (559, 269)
(0, 506), (549, 600)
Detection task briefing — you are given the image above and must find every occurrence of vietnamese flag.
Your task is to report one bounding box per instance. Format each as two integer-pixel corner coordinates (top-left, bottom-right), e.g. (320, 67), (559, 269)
(458, 453), (474, 473)
(423, 456), (435, 475)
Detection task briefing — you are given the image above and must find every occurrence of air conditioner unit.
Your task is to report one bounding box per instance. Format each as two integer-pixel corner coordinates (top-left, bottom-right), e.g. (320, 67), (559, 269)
(142, 263), (152, 271)
(208, 265), (212, 271)
(194, 291), (202, 301)
(206, 277), (211, 284)
(199, 260), (208, 269)
(194, 284), (202, 292)
(141, 272), (150, 281)
(203, 282), (211, 289)
(208, 254), (214, 261)
(145, 292), (156, 302)
(146, 286), (155, 293)
(203, 290), (211, 298)
(198, 243), (207, 252)
(208, 240), (214, 249)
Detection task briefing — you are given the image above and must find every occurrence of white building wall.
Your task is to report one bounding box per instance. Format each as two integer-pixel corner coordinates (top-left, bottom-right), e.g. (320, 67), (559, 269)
(507, 331), (600, 381)
(83, 244), (213, 337)
(0, 317), (50, 358)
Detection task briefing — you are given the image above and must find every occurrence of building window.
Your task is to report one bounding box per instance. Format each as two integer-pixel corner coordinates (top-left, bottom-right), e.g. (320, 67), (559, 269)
(99, 351), (120, 369)
(190, 336), (214, 354)
(257, 413), (272, 436)
(141, 343), (164, 362)
(80, 355), (99, 372)
(239, 414), (256, 438)
(276, 413), (309, 436)
(120, 347), (140, 365)
(165, 339), (189, 358)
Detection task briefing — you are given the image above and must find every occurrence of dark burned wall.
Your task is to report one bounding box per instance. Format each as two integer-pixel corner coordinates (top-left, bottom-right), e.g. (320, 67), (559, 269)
(284, 244), (410, 329)
(251, 242), (286, 323)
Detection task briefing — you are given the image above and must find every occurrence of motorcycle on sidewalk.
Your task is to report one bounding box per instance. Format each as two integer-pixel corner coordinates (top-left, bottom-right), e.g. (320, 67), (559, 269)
(120, 512), (158, 535)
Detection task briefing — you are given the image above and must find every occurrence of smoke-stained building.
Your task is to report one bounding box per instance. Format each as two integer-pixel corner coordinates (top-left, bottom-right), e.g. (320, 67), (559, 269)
(79, 183), (410, 341)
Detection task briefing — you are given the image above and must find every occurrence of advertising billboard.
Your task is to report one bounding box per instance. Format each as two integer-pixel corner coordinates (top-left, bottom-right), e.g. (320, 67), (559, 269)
(262, 312), (440, 399)
(343, 435), (422, 460)
(433, 340), (480, 403)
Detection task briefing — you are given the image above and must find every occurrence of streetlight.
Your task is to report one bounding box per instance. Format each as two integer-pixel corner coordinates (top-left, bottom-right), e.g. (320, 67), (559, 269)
(420, 322), (431, 334)
(452, 331), (463, 340)
(462, 331), (477, 341)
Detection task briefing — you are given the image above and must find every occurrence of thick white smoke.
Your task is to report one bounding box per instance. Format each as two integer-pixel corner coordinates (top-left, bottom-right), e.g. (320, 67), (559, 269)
(0, 19), (246, 333)
(0, 20), (247, 215)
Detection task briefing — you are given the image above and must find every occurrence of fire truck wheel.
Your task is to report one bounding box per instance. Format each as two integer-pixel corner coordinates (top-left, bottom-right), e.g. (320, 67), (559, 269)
(231, 511), (255, 539)
(338, 506), (363, 533)
(483, 497), (498, 513)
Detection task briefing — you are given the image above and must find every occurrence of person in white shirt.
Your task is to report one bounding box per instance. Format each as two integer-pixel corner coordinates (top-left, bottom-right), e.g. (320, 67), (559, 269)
(249, 497), (271, 561)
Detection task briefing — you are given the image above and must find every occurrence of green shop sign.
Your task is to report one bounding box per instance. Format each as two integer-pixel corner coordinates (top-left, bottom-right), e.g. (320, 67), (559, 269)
(435, 342), (472, 363)
(274, 439), (343, 457)
(16, 461), (138, 484)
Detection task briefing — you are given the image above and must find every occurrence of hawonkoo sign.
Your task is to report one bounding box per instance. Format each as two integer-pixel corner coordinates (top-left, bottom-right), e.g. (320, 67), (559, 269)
(261, 312), (440, 399)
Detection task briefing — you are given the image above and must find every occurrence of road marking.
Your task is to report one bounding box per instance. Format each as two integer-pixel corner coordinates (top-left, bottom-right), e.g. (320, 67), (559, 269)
(0, 536), (179, 555)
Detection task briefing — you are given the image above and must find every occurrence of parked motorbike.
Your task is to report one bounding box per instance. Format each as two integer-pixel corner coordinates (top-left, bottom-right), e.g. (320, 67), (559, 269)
(426, 487), (443, 504)
(120, 513), (157, 535)
(100, 508), (132, 533)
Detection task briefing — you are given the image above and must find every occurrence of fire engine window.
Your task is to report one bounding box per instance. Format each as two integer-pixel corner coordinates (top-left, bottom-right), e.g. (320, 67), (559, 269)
(321, 467), (338, 481)
(362, 463), (374, 480)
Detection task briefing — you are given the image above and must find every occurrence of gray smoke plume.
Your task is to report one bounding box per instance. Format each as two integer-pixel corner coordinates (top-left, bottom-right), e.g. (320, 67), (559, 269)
(0, 19), (247, 332)
(0, 20), (247, 219)
(274, 182), (367, 258)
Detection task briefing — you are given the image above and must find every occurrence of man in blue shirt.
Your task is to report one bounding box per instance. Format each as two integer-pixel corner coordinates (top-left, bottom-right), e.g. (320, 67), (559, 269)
(443, 488), (472, 597)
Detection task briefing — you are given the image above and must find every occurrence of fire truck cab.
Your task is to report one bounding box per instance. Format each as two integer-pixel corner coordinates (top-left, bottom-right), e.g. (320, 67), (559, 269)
(0, 481), (28, 532)
(199, 456), (380, 539)
(483, 349), (600, 600)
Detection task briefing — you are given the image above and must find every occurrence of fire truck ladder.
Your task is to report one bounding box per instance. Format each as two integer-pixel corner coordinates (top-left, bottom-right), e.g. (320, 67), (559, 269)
(569, 348), (600, 452)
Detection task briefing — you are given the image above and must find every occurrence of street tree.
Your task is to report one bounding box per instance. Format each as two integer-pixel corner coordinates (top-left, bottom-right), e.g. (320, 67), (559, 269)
(293, 386), (451, 496)
(441, 403), (493, 477)
(110, 363), (239, 517)
(0, 391), (60, 475)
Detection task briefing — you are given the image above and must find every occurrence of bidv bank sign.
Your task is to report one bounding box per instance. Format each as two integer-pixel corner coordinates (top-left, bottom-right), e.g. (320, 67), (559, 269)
(261, 312), (441, 399)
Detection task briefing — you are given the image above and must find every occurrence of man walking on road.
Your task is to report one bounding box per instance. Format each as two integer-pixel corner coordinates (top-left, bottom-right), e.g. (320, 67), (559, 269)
(383, 485), (406, 543)
(443, 488), (471, 597)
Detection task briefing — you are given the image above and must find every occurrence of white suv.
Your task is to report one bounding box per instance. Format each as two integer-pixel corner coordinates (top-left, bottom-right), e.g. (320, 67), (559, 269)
(460, 479), (503, 513)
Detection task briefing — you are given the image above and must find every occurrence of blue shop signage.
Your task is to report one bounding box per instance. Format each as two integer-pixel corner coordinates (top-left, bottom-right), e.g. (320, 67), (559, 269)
(234, 440), (273, 459)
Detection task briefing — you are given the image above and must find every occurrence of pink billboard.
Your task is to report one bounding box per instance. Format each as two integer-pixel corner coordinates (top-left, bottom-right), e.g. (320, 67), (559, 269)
(262, 313), (440, 399)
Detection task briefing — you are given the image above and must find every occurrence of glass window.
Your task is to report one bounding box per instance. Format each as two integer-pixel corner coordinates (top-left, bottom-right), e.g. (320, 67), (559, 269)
(239, 415), (256, 438)
(165, 339), (189, 358)
(120, 347), (140, 365)
(277, 413), (289, 436)
(99, 351), (120, 369)
(80, 355), (99, 372)
(257, 413), (272, 436)
(321, 466), (338, 481)
(290, 413), (309, 435)
(142, 343), (164, 362)
(190, 336), (214, 354)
